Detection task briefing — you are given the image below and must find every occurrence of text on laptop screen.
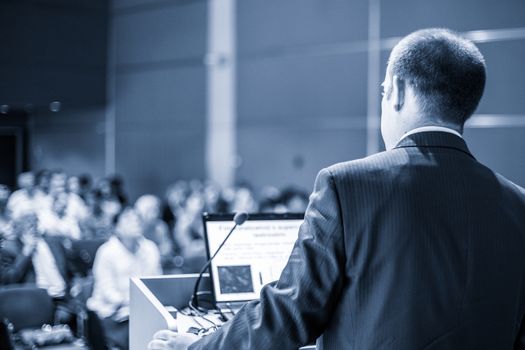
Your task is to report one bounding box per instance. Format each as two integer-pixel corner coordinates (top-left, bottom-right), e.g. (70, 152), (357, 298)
(205, 218), (303, 303)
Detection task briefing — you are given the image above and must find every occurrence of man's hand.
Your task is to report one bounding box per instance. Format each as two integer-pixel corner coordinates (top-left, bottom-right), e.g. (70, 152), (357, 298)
(148, 330), (200, 350)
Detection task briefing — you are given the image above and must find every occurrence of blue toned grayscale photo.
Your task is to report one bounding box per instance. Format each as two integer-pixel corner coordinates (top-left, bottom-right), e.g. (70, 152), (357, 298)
(1, 1), (525, 350)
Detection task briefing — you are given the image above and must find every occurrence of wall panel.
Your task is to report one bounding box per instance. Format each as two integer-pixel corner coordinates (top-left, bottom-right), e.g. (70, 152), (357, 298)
(238, 53), (368, 120)
(238, 0), (368, 54)
(380, 0), (525, 37)
(236, 0), (369, 191)
(114, 2), (207, 65)
(476, 40), (525, 115)
(112, 0), (207, 199)
(464, 127), (525, 186)
(115, 67), (206, 123)
(116, 128), (205, 199)
(31, 108), (106, 178)
(237, 127), (367, 191)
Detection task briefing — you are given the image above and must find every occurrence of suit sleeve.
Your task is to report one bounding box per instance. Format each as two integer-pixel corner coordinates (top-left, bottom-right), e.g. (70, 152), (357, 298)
(189, 168), (346, 349)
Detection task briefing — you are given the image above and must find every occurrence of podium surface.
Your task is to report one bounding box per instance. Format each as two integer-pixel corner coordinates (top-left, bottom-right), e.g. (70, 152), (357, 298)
(130, 274), (208, 350)
(130, 274), (315, 350)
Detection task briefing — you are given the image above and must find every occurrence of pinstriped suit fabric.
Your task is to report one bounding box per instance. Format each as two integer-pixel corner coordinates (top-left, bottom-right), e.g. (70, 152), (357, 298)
(189, 132), (525, 350)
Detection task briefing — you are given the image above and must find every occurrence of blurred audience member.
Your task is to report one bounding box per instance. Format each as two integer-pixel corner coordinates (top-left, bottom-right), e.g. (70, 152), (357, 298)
(104, 175), (128, 206)
(35, 169), (52, 195)
(38, 192), (81, 240)
(165, 180), (189, 218)
(203, 182), (224, 213)
(164, 181), (190, 250)
(88, 208), (161, 350)
(231, 183), (258, 213)
(49, 171), (67, 196)
(3, 213), (67, 291)
(220, 186), (236, 211)
(258, 186), (283, 213)
(80, 190), (114, 240)
(96, 176), (126, 221)
(281, 187), (309, 213)
(6, 172), (38, 218)
(0, 184), (12, 238)
(77, 174), (93, 200)
(65, 175), (89, 222)
(67, 175), (82, 196)
(135, 195), (173, 266)
(174, 192), (206, 260)
(0, 211), (77, 326)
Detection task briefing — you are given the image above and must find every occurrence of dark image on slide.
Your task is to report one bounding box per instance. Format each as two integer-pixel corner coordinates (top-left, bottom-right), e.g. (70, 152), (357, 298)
(218, 265), (254, 294)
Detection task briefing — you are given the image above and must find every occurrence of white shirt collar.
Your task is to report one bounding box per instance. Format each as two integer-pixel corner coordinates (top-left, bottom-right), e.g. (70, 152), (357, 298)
(399, 126), (462, 143)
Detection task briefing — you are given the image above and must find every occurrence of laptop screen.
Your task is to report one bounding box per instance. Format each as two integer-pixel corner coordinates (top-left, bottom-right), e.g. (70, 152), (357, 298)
(203, 213), (304, 303)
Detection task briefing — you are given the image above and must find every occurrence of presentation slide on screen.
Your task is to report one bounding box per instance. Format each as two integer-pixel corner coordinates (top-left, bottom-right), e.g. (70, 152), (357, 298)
(206, 219), (303, 302)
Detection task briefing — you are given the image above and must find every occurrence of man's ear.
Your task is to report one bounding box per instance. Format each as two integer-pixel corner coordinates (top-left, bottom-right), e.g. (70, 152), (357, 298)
(392, 75), (405, 112)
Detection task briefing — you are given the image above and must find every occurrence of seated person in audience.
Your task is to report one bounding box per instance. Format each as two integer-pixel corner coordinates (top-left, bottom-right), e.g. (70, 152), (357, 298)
(135, 195), (173, 267)
(202, 182), (224, 213)
(65, 175), (89, 222)
(35, 169), (52, 194)
(0, 211), (76, 325)
(281, 187), (309, 213)
(0, 184), (12, 238)
(97, 175), (128, 208)
(173, 192), (206, 262)
(6, 172), (40, 218)
(38, 192), (81, 240)
(87, 208), (161, 350)
(165, 181), (189, 218)
(48, 171), (67, 197)
(79, 190), (114, 240)
(231, 183), (258, 213)
(77, 174), (93, 201)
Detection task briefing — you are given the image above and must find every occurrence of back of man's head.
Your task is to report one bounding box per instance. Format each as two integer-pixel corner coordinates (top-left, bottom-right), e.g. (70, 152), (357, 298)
(389, 28), (486, 126)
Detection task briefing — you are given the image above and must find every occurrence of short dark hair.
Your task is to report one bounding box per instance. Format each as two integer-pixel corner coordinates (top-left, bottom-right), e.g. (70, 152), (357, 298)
(389, 28), (486, 126)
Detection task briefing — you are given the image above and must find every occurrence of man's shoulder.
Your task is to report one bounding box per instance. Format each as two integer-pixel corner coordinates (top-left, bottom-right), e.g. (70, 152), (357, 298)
(325, 150), (403, 179)
(492, 171), (525, 203)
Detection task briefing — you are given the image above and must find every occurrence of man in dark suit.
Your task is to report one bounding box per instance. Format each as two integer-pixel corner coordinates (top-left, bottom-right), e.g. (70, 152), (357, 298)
(149, 28), (525, 349)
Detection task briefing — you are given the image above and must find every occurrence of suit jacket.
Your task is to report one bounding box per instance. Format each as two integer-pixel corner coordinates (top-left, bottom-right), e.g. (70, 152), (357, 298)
(190, 132), (525, 350)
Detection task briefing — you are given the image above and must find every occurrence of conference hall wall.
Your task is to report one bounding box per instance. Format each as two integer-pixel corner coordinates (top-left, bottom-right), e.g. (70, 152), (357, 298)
(1, 0), (108, 179)
(238, 0), (525, 192)
(19, 0), (525, 199)
(111, 0), (207, 200)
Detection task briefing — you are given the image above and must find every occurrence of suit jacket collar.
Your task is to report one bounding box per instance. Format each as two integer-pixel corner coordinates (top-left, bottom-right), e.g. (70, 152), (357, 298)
(394, 131), (475, 160)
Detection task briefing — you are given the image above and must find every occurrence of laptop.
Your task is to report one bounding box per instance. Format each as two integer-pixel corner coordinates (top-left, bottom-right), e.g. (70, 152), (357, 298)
(202, 212), (304, 314)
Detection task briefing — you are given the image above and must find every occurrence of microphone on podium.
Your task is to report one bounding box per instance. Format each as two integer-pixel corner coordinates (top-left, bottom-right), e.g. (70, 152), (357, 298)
(190, 212), (249, 310)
